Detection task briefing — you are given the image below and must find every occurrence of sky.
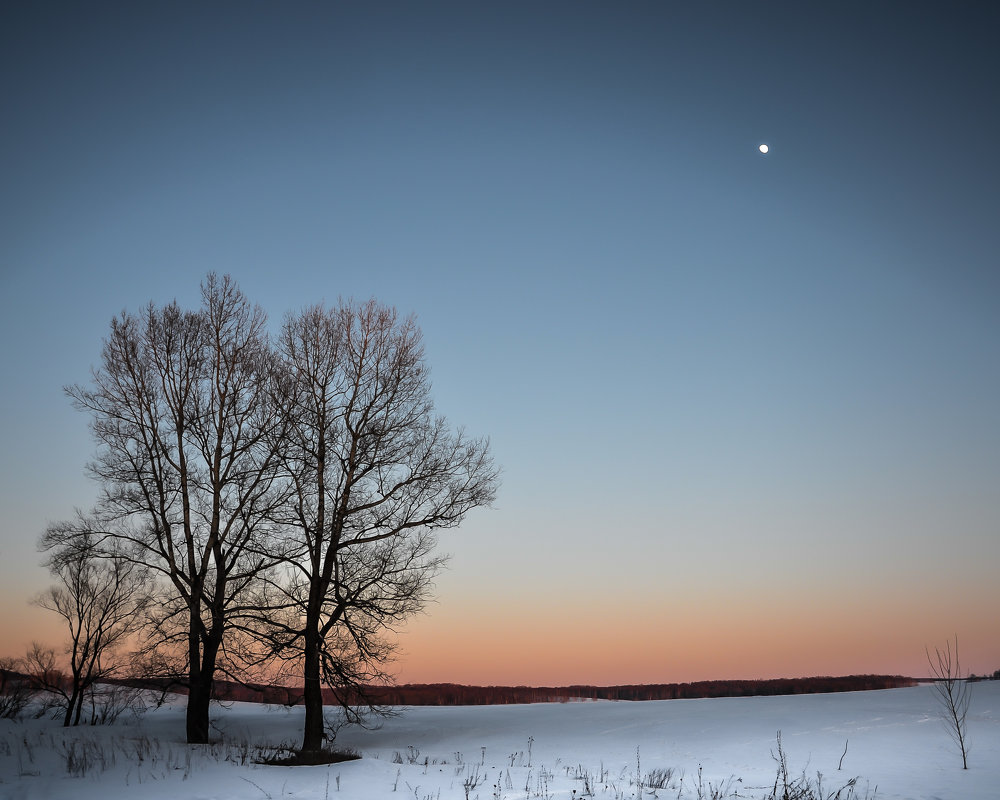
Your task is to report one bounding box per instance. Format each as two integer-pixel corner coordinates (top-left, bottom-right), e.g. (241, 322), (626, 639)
(1, 1), (997, 686)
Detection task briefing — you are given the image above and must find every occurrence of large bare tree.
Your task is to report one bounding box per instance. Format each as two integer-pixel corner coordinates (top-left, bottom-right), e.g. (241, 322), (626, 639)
(45, 275), (286, 743)
(261, 300), (498, 754)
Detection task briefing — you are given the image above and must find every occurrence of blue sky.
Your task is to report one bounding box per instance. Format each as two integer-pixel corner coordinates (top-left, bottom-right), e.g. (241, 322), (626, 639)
(1, 1), (998, 683)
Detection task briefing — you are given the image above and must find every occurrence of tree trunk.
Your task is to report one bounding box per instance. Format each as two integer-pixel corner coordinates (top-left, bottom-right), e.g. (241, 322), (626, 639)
(73, 687), (85, 726)
(186, 629), (221, 744)
(301, 624), (324, 753)
(186, 676), (212, 744)
(63, 689), (78, 727)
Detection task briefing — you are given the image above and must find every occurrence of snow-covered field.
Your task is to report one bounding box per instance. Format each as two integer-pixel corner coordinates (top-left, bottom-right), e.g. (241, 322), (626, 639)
(1, 682), (997, 800)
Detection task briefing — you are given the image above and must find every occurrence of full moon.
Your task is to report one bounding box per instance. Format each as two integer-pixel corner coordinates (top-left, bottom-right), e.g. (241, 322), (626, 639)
(758, 144), (769, 154)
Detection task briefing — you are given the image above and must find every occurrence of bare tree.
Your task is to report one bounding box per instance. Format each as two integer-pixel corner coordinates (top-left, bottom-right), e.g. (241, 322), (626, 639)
(44, 274), (287, 743)
(32, 537), (149, 726)
(256, 300), (498, 754)
(21, 643), (67, 717)
(926, 636), (971, 769)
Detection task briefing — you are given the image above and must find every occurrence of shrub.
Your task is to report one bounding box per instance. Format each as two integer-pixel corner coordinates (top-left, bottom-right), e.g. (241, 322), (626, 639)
(254, 742), (361, 766)
(0, 659), (36, 720)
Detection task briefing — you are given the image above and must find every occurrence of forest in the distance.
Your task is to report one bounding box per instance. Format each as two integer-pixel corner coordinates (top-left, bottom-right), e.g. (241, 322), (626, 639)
(118, 674), (918, 707)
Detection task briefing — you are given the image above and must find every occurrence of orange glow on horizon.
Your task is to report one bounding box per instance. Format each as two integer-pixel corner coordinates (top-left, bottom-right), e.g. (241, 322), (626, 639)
(390, 582), (1000, 686)
(4, 579), (997, 687)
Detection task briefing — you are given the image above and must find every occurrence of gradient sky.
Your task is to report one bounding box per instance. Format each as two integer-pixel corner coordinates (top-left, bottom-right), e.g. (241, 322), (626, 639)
(1, 1), (998, 685)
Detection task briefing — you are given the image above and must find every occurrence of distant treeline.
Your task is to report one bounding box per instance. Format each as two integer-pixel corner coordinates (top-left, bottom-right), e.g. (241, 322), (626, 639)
(4, 669), (919, 709)
(185, 674), (917, 706)
(352, 675), (916, 705)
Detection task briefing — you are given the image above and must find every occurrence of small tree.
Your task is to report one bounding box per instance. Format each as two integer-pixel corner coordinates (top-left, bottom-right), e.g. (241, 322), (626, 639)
(32, 539), (149, 726)
(21, 643), (67, 718)
(926, 636), (971, 769)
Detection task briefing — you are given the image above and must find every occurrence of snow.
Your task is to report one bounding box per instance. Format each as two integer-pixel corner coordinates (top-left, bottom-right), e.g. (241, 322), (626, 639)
(1, 682), (998, 799)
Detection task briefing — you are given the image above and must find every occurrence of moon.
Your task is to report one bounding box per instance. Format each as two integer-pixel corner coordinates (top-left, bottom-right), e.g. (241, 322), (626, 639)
(758, 144), (769, 154)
